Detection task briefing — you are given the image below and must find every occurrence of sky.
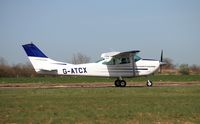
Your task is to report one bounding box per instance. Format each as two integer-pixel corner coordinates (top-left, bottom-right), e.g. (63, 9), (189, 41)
(0, 0), (200, 65)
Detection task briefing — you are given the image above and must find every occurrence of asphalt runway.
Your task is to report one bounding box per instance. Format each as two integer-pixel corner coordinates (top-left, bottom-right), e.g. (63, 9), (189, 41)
(0, 82), (199, 89)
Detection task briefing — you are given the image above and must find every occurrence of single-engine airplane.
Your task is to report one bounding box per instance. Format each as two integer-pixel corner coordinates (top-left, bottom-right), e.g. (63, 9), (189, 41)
(22, 43), (165, 87)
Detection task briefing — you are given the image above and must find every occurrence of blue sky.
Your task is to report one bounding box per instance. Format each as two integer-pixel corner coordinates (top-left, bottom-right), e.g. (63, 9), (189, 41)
(0, 0), (200, 65)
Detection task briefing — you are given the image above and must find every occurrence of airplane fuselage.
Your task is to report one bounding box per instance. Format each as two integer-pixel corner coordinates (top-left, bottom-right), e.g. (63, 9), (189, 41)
(30, 57), (160, 78)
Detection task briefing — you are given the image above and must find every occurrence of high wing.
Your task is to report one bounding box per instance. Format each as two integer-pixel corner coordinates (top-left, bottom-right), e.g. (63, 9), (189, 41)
(112, 50), (140, 58)
(101, 50), (140, 58)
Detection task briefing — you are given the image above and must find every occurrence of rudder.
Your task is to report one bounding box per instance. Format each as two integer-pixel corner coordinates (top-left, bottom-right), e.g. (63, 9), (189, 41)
(22, 43), (48, 58)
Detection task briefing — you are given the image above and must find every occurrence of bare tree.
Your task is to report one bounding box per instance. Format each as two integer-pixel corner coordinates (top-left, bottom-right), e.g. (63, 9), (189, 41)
(190, 64), (200, 74)
(0, 57), (7, 65)
(71, 52), (91, 64)
(163, 58), (175, 69)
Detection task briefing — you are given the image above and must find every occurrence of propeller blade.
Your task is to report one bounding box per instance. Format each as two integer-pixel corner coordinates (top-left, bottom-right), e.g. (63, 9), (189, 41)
(160, 50), (163, 73)
(160, 50), (163, 62)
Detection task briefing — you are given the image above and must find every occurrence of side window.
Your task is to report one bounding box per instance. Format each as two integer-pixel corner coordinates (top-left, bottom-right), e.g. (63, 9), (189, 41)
(106, 59), (115, 65)
(102, 57), (131, 65)
(119, 58), (130, 64)
(102, 58), (115, 65)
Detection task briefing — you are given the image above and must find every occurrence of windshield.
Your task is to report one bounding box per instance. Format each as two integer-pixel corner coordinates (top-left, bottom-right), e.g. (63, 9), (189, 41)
(134, 54), (141, 62)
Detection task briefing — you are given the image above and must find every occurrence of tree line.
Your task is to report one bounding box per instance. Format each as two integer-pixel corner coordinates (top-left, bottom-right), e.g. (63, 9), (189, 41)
(162, 58), (200, 75)
(0, 55), (199, 77)
(0, 57), (36, 77)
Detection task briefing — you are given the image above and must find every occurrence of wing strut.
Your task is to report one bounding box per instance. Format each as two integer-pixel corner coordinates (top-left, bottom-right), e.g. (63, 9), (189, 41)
(130, 53), (136, 76)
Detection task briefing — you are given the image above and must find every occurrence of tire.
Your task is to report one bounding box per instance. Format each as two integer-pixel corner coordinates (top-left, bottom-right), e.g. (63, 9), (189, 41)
(115, 80), (121, 87)
(120, 80), (126, 87)
(146, 80), (153, 87)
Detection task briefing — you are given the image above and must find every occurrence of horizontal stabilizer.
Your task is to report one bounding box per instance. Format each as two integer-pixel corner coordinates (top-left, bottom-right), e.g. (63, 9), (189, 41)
(38, 69), (58, 75)
(39, 69), (58, 72)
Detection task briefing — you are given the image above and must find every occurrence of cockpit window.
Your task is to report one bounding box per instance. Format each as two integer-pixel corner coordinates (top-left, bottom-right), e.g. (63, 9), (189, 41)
(134, 55), (141, 62)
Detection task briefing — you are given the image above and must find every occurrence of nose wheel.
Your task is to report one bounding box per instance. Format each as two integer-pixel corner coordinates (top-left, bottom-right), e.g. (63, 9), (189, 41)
(146, 80), (153, 87)
(114, 79), (126, 87)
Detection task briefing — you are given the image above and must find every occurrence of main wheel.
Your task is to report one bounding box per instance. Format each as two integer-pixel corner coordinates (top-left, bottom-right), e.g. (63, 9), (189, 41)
(115, 80), (121, 87)
(146, 80), (153, 87)
(120, 80), (126, 87)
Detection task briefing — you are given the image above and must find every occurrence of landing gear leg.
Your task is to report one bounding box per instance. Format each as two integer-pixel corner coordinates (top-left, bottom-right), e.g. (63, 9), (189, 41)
(114, 77), (126, 87)
(146, 80), (153, 87)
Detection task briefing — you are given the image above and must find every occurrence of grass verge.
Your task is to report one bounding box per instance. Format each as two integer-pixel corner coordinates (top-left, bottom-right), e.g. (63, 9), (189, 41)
(0, 86), (200, 123)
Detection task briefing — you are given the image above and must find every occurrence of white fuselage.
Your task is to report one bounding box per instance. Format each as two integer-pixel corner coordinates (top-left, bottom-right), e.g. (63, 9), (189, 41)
(29, 57), (160, 78)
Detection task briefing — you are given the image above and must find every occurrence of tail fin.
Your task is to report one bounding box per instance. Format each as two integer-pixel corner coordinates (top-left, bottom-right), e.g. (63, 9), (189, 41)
(22, 43), (57, 74)
(22, 43), (48, 58)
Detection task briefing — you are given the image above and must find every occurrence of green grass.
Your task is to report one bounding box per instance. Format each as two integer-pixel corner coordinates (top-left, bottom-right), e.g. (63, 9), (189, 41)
(0, 75), (200, 83)
(0, 86), (200, 123)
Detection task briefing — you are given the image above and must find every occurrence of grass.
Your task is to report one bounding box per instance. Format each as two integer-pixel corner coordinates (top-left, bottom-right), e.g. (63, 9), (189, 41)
(0, 75), (200, 83)
(0, 86), (200, 123)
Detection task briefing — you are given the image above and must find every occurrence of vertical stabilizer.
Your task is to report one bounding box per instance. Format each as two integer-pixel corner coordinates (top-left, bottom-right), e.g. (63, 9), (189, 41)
(22, 43), (56, 73)
(22, 43), (48, 58)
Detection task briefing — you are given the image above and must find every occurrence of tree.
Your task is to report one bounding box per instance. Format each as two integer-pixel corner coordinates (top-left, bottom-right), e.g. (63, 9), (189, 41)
(179, 64), (190, 75)
(0, 57), (7, 65)
(163, 58), (175, 69)
(71, 52), (91, 64)
(190, 64), (200, 74)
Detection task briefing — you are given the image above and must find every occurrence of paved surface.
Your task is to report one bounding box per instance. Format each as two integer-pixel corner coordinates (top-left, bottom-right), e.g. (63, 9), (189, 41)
(0, 82), (199, 89)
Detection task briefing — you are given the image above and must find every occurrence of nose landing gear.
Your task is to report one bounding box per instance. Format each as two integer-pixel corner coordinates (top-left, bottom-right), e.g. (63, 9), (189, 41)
(146, 80), (153, 87)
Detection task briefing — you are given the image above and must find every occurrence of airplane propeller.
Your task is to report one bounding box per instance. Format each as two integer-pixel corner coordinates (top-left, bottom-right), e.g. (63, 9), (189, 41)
(159, 50), (165, 73)
(160, 50), (163, 63)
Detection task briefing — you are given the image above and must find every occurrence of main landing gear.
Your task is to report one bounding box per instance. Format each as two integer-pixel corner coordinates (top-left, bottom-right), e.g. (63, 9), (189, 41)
(114, 79), (126, 87)
(114, 78), (153, 87)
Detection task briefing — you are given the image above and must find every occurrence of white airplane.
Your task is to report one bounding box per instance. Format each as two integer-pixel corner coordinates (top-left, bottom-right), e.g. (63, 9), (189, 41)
(22, 43), (165, 87)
